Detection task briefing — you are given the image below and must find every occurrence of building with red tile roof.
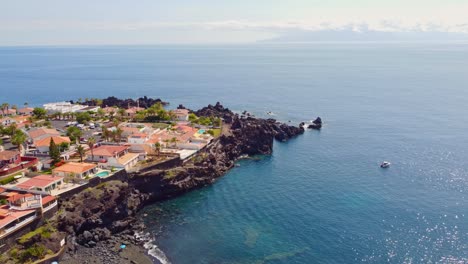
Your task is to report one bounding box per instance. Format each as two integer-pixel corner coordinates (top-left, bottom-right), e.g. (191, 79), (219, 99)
(171, 109), (189, 121)
(52, 162), (97, 179)
(89, 145), (138, 170)
(34, 136), (71, 153)
(28, 127), (60, 141)
(15, 175), (64, 193)
(0, 150), (20, 168)
(0, 188), (57, 244)
(18, 107), (34, 115)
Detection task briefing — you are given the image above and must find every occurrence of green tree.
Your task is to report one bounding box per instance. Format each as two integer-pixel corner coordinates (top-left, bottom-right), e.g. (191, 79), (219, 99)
(75, 112), (91, 124)
(49, 138), (61, 165)
(112, 127), (123, 142)
(11, 130), (27, 152)
(66, 126), (82, 143)
(76, 145), (85, 162)
(135, 111), (147, 122)
(188, 113), (198, 122)
(1, 103), (9, 116)
(117, 108), (126, 121)
(87, 137), (96, 161)
(170, 137), (178, 147)
(59, 142), (69, 152)
(102, 128), (111, 142)
(32, 107), (47, 119)
(97, 108), (105, 119)
(4, 123), (18, 136)
(154, 142), (161, 156)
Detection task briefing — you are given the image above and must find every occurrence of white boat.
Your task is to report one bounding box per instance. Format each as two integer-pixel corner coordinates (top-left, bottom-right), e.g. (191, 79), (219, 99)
(380, 161), (391, 168)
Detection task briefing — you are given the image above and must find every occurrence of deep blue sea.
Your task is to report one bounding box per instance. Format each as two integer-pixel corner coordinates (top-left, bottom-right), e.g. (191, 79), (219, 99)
(2, 43), (468, 263)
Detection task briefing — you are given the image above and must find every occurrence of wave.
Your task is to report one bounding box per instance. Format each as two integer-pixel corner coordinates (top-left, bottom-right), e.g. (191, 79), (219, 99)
(135, 231), (172, 264)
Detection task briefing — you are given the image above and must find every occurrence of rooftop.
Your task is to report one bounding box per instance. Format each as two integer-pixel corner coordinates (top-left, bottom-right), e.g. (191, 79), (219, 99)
(80, 106), (100, 111)
(0, 208), (36, 230)
(125, 107), (145, 114)
(34, 136), (71, 147)
(129, 133), (148, 139)
(0, 150), (19, 161)
(172, 109), (189, 115)
(117, 153), (139, 165)
(92, 145), (129, 157)
(53, 162), (97, 174)
(18, 107), (34, 113)
(28, 128), (60, 140)
(16, 175), (64, 189)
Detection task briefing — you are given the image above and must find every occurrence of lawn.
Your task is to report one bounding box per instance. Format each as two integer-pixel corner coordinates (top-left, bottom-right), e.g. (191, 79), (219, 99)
(152, 123), (171, 129)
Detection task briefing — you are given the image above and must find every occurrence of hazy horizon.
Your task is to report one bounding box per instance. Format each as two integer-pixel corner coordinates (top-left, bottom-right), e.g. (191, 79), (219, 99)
(2, 0), (468, 46)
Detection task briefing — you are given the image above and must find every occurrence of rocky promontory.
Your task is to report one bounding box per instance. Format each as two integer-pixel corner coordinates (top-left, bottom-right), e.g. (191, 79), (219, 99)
(54, 103), (304, 263)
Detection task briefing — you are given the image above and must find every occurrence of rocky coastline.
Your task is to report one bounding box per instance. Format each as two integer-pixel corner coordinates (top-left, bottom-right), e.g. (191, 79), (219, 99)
(56, 102), (304, 263)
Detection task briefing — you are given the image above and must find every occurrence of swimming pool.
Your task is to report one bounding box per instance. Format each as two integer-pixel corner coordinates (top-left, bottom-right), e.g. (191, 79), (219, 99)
(95, 171), (110, 178)
(198, 129), (206, 134)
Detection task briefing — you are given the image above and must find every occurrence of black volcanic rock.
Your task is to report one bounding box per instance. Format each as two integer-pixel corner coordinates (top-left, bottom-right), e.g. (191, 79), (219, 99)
(131, 103), (304, 202)
(308, 117), (322, 129)
(82, 96), (169, 109)
(55, 102), (305, 249)
(194, 102), (234, 123)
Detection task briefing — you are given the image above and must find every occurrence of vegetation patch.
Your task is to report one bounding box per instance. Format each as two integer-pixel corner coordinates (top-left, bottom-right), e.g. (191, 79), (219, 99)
(18, 224), (56, 245)
(0, 175), (16, 185)
(164, 169), (178, 179)
(152, 122), (171, 129)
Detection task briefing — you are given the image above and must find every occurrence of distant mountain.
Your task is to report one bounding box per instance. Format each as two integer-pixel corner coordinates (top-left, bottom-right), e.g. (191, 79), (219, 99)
(263, 29), (468, 43)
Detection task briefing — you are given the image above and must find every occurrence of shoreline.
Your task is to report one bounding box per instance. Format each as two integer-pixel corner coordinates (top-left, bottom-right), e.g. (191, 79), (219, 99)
(4, 101), (306, 264)
(60, 103), (306, 263)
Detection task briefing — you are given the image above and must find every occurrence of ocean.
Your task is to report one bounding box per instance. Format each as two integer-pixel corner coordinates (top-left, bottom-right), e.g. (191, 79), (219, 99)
(2, 43), (468, 263)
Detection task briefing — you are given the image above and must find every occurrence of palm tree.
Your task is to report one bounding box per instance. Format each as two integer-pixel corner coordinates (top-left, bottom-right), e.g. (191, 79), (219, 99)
(102, 128), (111, 142)
(87, 137), (96, 161)
(11, 130), (27, 153)
(170, 137), (178, 148)
(113, 127), (123, 142)
(11, 105), (17, 115)
(117, 108), (126, 121)
(1, 103), (8, 116)
(76, 145), (85, 162)
(154, 142), (161, 156)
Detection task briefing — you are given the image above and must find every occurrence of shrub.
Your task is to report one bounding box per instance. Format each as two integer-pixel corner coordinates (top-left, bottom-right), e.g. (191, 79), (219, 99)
(18, 224), (56, 245)
(96, 182), (107, 189)
(0, 176), (15, 185)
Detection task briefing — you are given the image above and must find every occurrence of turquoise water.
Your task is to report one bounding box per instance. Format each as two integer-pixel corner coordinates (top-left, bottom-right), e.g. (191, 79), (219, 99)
(198, 129), (206, 134)
(2, 43), (468, 263)
(95, 171), (109, 178)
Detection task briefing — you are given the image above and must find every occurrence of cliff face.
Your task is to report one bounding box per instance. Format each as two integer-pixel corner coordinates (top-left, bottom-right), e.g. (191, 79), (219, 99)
(57, 103), (304, 247)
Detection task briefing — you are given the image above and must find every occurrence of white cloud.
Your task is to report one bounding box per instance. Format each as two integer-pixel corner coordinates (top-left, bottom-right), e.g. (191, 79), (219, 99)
(2, 19), (468, 34)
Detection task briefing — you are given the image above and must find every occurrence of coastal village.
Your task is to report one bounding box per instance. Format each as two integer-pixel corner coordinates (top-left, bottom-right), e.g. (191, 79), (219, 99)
(0, 98), (222, 262)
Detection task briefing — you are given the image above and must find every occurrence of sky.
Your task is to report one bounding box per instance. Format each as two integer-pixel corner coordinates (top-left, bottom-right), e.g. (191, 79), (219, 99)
(1, 0), (468, 45)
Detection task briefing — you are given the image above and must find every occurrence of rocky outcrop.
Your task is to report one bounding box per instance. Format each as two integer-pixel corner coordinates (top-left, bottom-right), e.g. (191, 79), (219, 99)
(57, 181), (148, 248)
(194, 102), (234, 123)
(131, 103), (304, 203)
(308, 117), (322, 129)
(57, 103), (304, 248)
(78, 96), (168, 109)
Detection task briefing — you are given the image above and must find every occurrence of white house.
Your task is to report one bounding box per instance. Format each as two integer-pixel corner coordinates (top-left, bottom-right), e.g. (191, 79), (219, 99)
(91, 145), (139, 170)
(52, 162), (98, 179)
(171, 109), (189, 121)
(76, 106), (100, 113)
(43, 102), (87, 114)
